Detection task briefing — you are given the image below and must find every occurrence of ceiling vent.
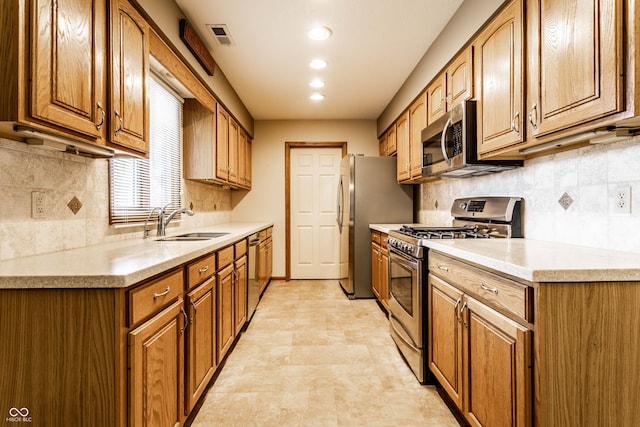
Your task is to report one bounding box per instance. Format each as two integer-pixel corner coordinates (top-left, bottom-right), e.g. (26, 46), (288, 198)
(207, 24), (234, 46)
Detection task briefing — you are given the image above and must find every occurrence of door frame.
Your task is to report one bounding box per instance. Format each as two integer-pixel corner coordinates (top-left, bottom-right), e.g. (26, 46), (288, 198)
(285, 141), (347, 281)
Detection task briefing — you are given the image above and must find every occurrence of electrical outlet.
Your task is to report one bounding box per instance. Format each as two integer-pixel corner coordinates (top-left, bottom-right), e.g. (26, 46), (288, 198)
(31, 191), (45, 219)
(612, 186), (631, 214)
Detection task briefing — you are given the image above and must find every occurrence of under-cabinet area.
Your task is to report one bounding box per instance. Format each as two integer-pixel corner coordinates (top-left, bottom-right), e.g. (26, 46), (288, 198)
(0, 223), (272, 427)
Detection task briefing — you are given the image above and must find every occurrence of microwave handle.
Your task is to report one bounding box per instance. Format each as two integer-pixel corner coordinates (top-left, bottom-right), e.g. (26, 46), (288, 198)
(440, 118), (452, 164)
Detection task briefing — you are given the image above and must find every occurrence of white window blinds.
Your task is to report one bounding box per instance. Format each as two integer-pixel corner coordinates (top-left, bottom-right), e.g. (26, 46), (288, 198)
(109, 76), (183, 225)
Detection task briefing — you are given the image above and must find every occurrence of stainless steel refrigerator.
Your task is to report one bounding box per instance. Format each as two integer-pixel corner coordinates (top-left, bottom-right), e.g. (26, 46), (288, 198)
(337, 154), (414, 299)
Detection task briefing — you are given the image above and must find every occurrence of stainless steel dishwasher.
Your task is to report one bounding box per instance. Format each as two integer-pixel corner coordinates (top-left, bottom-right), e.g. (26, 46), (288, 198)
(247, 233), (260, 321)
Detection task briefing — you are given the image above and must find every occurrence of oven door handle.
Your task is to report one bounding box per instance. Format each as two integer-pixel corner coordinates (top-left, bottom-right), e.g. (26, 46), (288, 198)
(440, 117), (452, 165)
(389, 312), (421, 352)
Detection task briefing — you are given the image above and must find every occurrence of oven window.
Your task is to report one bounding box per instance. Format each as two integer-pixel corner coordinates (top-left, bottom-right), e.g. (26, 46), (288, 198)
(389, 252), (417, 316)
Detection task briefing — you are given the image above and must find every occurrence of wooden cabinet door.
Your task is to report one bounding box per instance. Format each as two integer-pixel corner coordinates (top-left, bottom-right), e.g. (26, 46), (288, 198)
(463, 295), (532, 427)
(31, 0), (106, 138)
(427, 73), (447, 125)
(266, 237), (273, 280)
(526, 0), (623, 137)
(216, 105), (230, 181)
(475, 0), (525, 155)
(409, 92), (426, 179)
(228, 117), (239, 184)
(258, 240), (268, 293)
(386, 124), (397, 155)
(245, 137), (252, 188)
(238, 128), (247, 188)
(216, 264), (234, 362)
(234, 255), (248, 335)
(395, 110), (410, 182)
(110, 0), (149, 154)
(429, 274), (464, 410)
(447, 47), (473, 109)
(185, 279), (216, 413)
(129, 299), (184, 427)
(378, 133), (387, 156)
(371, 242), (381, 300)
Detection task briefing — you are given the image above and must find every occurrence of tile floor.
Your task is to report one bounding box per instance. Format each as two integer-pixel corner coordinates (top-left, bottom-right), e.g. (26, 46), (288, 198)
(189, 279), (460, 427)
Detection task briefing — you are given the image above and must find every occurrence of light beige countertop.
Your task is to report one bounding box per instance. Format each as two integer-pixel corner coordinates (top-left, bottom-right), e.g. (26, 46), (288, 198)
(424, 238), (640, 283)
(369, 223), (403, 234)
(0, 222), (272, 289)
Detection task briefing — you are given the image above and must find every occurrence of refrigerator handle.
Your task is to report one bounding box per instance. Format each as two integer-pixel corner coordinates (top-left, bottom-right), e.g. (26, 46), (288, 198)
(336, 176), (343, 228)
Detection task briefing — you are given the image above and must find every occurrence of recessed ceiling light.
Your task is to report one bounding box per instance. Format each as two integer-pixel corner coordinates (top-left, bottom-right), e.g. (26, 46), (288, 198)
(310, 93), (325, 101)
(309, 79), (325, 88)
(310, 59), (327, 69)
(308, 26), (332, 41)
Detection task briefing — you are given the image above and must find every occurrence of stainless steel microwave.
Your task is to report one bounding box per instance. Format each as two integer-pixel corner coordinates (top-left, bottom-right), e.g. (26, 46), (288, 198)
(421, 100), (522, 178)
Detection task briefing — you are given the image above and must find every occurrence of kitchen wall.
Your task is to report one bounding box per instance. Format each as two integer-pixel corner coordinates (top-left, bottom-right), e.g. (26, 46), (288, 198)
(231, 119), (379, 277)
(0, 137), (231, 261)
(417, 136), (640, 254)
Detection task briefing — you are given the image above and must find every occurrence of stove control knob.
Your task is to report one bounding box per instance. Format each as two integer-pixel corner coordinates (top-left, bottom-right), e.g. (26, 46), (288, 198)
(459, 202), (468, 210)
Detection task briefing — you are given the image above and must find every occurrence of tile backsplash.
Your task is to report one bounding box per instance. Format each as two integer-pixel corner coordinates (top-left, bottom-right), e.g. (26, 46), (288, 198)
(0, 138), (231, 261)
(417, 135), (640, 254)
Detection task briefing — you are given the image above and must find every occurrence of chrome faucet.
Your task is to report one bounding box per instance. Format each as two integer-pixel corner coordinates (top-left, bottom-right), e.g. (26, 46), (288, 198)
(143, 204), (195, 238)
(143, 207), (162, 239)
(157, 204), (195, 237)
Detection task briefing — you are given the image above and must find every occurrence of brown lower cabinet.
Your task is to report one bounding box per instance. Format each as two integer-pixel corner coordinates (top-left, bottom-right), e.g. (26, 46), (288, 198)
(0, 229), (271, 426)
(429, 249), (640, 426)
(185, 277), (216, 413)
(129, 298), (185, 427)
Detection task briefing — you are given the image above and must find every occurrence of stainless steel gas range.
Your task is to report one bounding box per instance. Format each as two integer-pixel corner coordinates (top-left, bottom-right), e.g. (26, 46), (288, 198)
(386, 196), (523, 384)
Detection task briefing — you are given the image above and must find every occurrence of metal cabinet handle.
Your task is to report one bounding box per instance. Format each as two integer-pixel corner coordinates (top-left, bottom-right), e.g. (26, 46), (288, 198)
(461, 301), (468, 328)
(454, 298), (462, 323)
(153, 286), (170, 298)
(198, 265), (209, 274)
(480, 282), (499, 294)
(528, 104), (538, 131)
(437, 265), (450, 272)
(96, 102), (105, 131)
(180, 307), (188, 335)
(114, 110), (123, 137)
(511, 111), (520, 136)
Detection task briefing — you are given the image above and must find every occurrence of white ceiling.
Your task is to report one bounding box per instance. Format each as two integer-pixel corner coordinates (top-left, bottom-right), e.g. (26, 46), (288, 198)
(174, 0), (463, 121)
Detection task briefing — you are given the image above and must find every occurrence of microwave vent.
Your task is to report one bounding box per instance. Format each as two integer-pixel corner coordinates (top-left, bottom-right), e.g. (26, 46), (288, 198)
(208, 24), (234, 46)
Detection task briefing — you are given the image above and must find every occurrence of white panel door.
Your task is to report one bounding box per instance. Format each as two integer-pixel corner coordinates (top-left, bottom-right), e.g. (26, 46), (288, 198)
(290, 147), (342, 279)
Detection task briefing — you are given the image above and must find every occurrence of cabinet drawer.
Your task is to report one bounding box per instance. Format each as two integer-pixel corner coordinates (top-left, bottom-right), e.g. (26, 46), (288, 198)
(187, 253), (216, 290)
(371, 230), (381, 245)
(129, 269), (184, 326)
(258, 230), (267, 241)
(429, 251), (533, 322)
(234, 239), (247, 258)
(381, 233), (388, 249)
(217, 245), (234, 269)
(266, 227), (272, 238)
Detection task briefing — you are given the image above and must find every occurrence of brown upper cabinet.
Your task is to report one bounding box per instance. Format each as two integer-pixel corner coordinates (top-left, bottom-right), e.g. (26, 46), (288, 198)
(379, 123), (397, 157)
(109, 0), (150, 155)
(525, 0), (623, 137)
(474, 0), (525, 155)
(409, 91), (427, 180)
(395, 110), (411, 182)
(426, 47), (474, 125)
(476, 0), (632, 158)
(0, 0), (149, 156)
(183, 99), (252, 189)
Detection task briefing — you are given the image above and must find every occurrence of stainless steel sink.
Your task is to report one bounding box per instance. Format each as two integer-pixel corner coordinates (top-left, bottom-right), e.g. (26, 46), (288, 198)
(157, 232), (230, 241)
